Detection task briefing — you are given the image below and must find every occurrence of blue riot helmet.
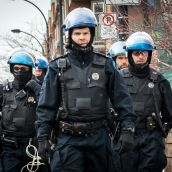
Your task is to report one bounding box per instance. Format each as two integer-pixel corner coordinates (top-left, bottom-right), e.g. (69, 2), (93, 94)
(108, 41), (126, 61)
(36, 58), (48, 69)
(8, 51), (35, 83)
(64, 7), (97, 49)
(35, 58), (48, 84)
(65, 7), (97, 31)
(125, 31), (155, 68)
(126, 32), (154, 51)
(8, 51), (35, 73)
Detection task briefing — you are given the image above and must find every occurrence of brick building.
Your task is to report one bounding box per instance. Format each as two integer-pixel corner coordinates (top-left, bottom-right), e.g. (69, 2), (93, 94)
(47, 0), (170, 58)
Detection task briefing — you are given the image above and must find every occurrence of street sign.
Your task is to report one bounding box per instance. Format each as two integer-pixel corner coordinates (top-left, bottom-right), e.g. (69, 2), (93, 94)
(99, 14), (118, 39)
(102, 14), (115, 26)
(105, 0), (141, 5)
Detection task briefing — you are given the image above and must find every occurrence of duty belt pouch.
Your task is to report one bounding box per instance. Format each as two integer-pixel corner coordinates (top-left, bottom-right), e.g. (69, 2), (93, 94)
(76, 98), (91, 110)
(15, 89), (27, 100)
(147, 116), (155, 131)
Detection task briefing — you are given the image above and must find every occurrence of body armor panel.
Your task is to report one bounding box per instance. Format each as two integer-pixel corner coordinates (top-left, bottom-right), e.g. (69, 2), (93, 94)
(61, 54), (109, 121)
(121, 68), (162, 120)
(2, 82), (37, 137)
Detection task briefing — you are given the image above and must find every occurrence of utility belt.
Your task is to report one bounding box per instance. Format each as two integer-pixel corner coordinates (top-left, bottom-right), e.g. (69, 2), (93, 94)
(59, 120), (107, 136)
(1, 134), (34, 148)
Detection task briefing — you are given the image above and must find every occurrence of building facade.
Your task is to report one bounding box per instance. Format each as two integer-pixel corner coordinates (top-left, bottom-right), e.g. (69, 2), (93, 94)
(47, 0), (172, 74)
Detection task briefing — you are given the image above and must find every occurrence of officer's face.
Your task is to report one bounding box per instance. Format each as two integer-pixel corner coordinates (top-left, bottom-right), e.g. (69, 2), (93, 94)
(115, 55), (128, 69)
(35, 68), (44, 77)
(132, 50), (149, 64)
(71, 27), (91, 47)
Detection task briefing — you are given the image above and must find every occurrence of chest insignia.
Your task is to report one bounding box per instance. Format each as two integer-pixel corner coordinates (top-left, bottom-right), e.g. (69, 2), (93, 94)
(92, 73), (99, 80)
(148, 82), (154, 88)
(28, 96), (36, 103)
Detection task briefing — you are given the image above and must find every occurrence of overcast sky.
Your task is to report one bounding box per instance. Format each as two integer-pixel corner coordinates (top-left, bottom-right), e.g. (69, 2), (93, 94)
(0, 0), (51, 56)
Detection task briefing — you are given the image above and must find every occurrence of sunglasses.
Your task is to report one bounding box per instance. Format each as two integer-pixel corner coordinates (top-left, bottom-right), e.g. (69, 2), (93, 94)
(13, 66), (30, 72)
(132, 50), (148, 57)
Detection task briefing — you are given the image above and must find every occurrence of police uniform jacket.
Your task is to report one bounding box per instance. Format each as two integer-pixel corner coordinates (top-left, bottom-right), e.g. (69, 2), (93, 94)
(0, 80), (40, 138)
(36, 51), (137, 139)
(121, 67), (172, 134)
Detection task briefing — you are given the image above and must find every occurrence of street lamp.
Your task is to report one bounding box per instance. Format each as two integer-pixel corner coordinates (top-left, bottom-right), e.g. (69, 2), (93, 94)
(10, 0), (50, 60)
(11, 29), (45, 55)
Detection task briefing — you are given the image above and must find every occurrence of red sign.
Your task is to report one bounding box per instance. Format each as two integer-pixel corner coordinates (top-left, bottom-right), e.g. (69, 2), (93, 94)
(102, 14), (115, 26)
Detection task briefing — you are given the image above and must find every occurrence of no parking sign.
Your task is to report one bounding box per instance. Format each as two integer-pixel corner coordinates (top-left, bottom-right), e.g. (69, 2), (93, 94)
(99, 13), (117, 39)
(102, 14), (115, 26)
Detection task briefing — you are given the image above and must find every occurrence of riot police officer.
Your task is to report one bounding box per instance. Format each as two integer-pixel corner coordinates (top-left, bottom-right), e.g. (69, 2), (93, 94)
(119, 32), (172, 172)
(108, 41), (128, 69)
(36, 7), (136, 172)
(35, 57), (48, 85)
(107, 41), (129, 137)
(0, 50), (41, 172)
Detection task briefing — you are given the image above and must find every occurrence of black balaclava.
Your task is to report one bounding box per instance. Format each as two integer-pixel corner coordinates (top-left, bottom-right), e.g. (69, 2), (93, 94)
(11, 64), (32, 90)
(128, 50), (152, 78)
(66, 27), (95, 61)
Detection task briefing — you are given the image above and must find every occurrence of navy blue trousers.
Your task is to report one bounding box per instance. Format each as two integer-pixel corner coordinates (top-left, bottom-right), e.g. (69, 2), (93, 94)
(50, 128), (114, 172)
(113, 129), (167, 172)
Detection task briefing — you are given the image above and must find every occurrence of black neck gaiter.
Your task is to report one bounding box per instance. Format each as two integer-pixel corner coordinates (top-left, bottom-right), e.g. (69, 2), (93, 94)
(70, 44), (94, 67)
(13, 70), (32, 90)
(129, 64), (150, 78)
(13, 78), (26, 90)
(71, 43), (93, 58)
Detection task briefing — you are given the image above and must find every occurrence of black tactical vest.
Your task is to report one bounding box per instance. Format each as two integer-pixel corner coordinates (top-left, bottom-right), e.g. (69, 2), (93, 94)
(121, 68), (162, 120)
(1, 81), (37, 137)
(59, 53), (109, 121)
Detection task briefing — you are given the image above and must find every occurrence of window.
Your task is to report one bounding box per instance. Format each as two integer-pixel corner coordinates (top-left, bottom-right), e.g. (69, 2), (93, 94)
(91, 1), (105, 41)
(92, 2), (105, 14)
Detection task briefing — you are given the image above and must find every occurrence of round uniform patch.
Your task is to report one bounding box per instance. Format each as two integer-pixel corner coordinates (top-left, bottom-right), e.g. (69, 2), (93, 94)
(92, 73), (99, 80)
(148, 82), (154, 88)
(28, 96), (35, 103)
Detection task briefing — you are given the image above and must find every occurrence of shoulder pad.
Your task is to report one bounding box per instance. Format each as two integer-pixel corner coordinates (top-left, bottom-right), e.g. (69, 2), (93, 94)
(93, 53), (107, 66)
(55, 54), (70, 69)
(93, 51), (107, 59)
(149, 69), (160, 82)
(120, 68), (132, 78)
(3, 80), (13, 91)
(50, 53), (69, 63)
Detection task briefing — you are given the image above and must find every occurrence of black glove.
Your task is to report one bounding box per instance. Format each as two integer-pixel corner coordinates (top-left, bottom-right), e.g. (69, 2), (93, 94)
(25, 79), (41, 98)
(38, 140), (51, 164)
(119, 128), (134, 153)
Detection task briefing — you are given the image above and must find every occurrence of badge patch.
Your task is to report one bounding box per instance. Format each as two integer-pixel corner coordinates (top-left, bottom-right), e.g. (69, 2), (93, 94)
(28, 96), (35, 103)
(92, 73), (99, 80)
(148, 82), (154, 88)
